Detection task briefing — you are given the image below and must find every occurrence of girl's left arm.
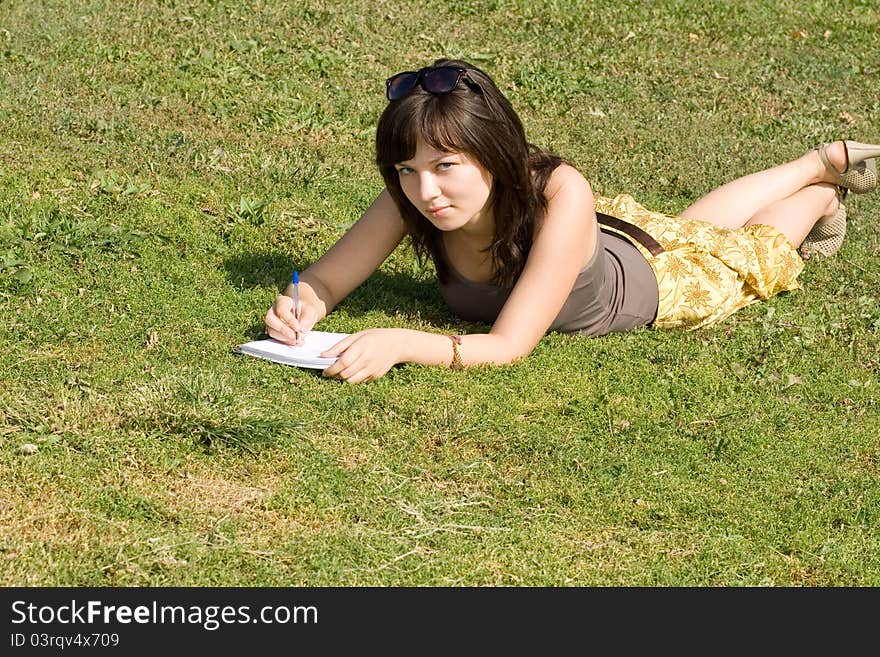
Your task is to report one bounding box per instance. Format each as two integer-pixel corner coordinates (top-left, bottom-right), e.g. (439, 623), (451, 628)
(484, 164), (598, 358)
(320, 165), (597, 383)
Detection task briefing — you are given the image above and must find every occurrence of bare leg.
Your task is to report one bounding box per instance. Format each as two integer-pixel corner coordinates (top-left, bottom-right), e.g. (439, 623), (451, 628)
(744, 183), (839, 247)
(680, 142), (848, 228)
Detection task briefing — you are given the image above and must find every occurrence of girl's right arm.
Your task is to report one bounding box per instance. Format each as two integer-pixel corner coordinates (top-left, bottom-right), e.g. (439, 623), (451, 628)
(265, 189), (407, 344)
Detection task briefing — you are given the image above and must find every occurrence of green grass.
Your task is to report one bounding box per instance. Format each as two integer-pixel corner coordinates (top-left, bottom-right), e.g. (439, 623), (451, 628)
(1, 0), (879, 586)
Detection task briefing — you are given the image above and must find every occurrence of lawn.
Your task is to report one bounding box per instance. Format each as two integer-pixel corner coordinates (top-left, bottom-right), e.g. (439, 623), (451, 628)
(1, 0), (878, 585)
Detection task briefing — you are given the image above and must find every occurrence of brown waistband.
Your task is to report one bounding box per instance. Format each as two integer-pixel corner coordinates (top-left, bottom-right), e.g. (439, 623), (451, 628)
(596, 212), (665, 256)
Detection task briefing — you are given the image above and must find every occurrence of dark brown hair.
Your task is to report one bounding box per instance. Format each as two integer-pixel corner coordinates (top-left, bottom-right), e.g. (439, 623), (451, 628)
(376, 58), (563, 288)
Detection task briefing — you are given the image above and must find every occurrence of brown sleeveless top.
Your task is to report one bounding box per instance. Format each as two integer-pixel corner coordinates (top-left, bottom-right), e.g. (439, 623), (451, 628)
(437, 229), (659, 336)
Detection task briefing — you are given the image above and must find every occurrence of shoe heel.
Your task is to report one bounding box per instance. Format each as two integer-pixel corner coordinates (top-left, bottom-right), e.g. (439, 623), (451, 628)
(844, 141), (880, 168)
(817, 141), (879, 194)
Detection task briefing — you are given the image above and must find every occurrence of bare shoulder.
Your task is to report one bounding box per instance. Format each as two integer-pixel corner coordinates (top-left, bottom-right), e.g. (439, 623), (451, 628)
(543, 163), (593, 201)
(539, 163), (596, 236)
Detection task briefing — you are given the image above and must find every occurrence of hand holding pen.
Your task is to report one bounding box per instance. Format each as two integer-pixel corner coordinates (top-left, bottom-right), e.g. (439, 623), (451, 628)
(264, 269), (311, 346)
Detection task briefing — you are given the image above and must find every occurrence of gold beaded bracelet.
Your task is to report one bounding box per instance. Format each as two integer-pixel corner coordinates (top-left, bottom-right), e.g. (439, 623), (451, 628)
(447, 334), (464, 370)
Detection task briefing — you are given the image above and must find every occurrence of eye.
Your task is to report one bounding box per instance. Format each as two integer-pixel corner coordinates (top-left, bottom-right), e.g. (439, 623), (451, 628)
(396, 165), (414, 175)
(436, 162), (454, 171)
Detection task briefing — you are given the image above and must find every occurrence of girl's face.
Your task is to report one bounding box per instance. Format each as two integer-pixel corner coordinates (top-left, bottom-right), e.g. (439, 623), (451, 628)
(395, 140), (494, 235)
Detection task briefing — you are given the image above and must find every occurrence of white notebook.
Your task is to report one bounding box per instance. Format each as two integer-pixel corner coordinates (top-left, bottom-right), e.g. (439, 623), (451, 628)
(234, 331), (350, 369)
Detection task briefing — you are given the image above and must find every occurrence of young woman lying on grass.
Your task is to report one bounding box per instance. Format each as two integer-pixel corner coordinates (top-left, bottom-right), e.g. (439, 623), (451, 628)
(264, 58), (879, 383)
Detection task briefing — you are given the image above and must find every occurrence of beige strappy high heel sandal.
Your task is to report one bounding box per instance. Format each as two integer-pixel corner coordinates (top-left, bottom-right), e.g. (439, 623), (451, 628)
(801, 140), (880, 259)
(818, 141), (880, 194)
(799, 202), (847, 260)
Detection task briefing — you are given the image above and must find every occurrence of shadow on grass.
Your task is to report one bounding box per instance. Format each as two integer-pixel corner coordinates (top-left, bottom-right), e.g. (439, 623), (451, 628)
(225, 250), (456, 340)
(223, 250), (295, 291)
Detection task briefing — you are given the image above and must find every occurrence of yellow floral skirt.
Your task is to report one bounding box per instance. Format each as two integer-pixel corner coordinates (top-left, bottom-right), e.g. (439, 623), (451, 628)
(595, 194), (805, 330)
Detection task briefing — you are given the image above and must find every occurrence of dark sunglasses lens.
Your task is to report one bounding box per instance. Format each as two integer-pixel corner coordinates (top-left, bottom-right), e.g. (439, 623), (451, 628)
(421, 67), (463, 94)
(386, 72), (419, 100)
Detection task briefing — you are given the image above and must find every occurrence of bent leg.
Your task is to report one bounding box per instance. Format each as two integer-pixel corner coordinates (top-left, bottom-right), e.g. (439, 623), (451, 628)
(745, 182), (839, 248)
(680, 142), (847, 229)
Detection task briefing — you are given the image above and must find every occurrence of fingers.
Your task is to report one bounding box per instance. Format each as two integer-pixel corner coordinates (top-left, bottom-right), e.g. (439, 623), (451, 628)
(320, 351), (348, 378)
(290, 301), (322, 342)
(320, 333), (359, 358)
(265, 311), (298, 344)
(296, 304), (318, 335)
(321, 335), (390, 384)
(326, 368), (372, 384)
(344, 370), (373, 384)
(323, 361), (372, 384)
(321, 337), (362, 380)
(265, 295), (301, 344)
(274, 294), (299, 329)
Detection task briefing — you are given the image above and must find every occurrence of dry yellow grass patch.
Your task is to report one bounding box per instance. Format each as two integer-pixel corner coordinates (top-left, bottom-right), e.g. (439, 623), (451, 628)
(1, 449), (356, 585)
(0, 488), (131, 585)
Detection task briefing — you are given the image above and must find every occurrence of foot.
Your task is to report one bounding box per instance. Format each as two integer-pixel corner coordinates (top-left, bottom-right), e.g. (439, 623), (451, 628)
(815, 140), (879, 194)
(815, 141), (848, 181)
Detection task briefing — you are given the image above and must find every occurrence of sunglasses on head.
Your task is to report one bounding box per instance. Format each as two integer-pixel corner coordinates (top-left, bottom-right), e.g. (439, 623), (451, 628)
(385, 66), (482, 101)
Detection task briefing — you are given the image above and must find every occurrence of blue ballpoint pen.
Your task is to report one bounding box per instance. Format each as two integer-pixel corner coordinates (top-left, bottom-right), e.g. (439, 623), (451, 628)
(292, 270), (300, 341)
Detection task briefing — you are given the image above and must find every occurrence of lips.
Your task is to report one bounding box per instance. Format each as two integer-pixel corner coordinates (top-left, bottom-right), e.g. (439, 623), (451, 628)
(427, 205), (451, 217)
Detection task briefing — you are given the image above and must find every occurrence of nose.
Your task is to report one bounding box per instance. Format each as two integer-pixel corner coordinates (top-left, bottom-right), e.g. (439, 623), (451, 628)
(416, 172), (441, 203)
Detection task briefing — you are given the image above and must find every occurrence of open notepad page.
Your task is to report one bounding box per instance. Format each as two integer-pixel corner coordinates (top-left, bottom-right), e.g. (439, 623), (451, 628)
(234, 331), (350, 369)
